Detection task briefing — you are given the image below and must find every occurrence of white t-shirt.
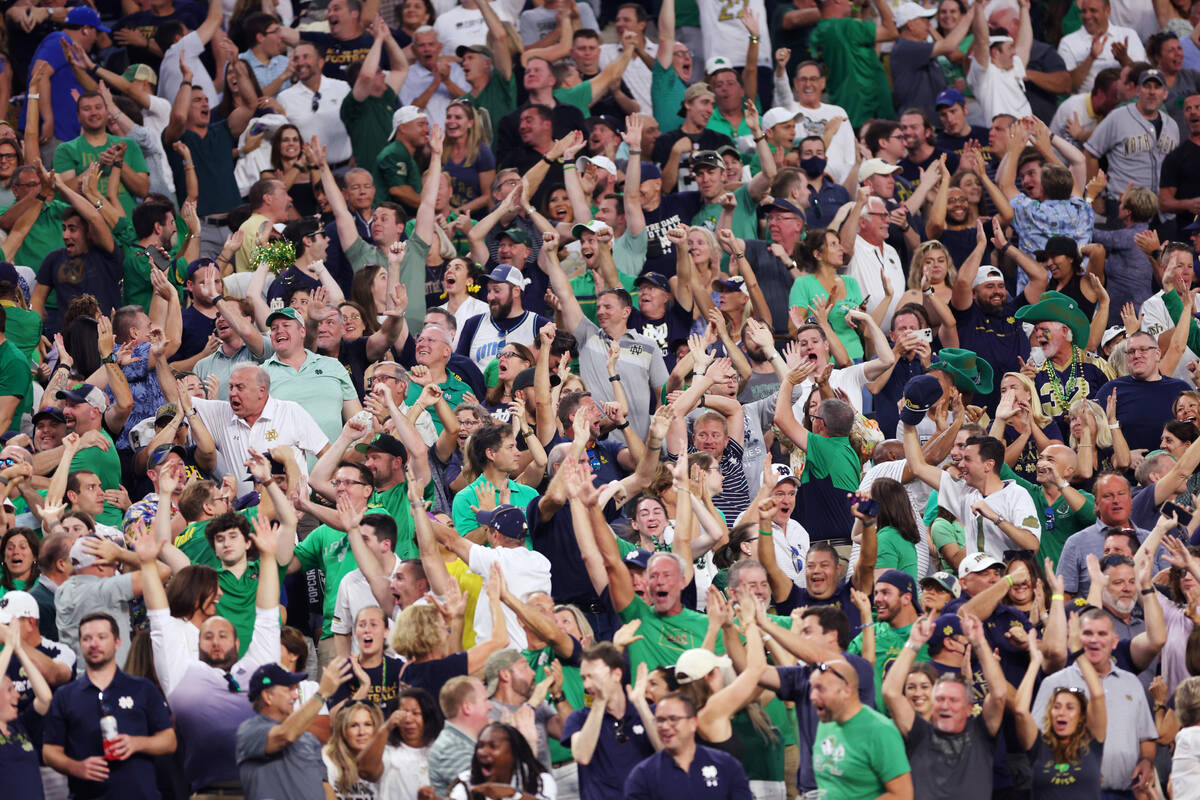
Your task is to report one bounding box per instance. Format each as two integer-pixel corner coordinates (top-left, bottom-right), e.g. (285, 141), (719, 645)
(599, 41), (658, 116)
(331, 557), (404, 643)
(434, 3), (516, 56)
(967, 56), (1031, 122)
(697, 0), (772, 68)
(467, 543), (552, 650)
(1049, 92), (1099, 146)
(1172, 726), (1200, 800)
(159, 32), (219, 108)
(381, 743), (433, 800)
(936, 475), (1040, 560)
(846, 236), (905, 330)
(1139, 292), (1198, 383)
(791, 361), (872, 414)
(1058, 24), (1147, 92)
(440, 297), (489, 348)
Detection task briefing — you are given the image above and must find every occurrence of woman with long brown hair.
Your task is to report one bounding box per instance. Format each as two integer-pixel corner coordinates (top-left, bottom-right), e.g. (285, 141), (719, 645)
(484, 343), (534, 412)
(323, 701), (384, 799)
(262, 123), (318, 217)
(1014, 630), (1106, 798)
(443, 100), (495, 220)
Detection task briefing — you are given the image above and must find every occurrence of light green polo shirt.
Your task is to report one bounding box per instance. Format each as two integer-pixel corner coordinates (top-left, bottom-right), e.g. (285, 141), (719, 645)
(450, 474), (539, 543)
(217, 558), (288, 657)
(262, 350), (358, 446)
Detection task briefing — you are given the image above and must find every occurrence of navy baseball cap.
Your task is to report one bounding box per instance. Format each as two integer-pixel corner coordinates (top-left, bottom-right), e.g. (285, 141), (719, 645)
(248, 663), (307, 701)
(928, 613), (965, 655)
(764, 198), (805, 218)
(57, 383), (108, 412)
(148, 443), (187, 468)
(641, 162), (662, 181)
(186, 257), (219, 282)
(623, 548), (653, 570)
(476, 504), (528, 539)
(899, 375), (942, 426)
(635, 272), (671, 290)
(32, 406), (66, 424)
(876, 569), (923, 613)
(935, 88), (966, 108)
(0, 262), (19, 286)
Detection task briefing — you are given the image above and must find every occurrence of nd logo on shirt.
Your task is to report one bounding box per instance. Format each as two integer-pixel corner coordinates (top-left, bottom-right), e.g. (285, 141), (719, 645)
(816, 734), (847, 775)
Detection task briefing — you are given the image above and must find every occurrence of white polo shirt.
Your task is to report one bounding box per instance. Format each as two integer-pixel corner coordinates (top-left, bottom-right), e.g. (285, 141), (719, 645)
(846, 235), (905, 330)
(1057, 24), (1146, 92)
(190, 396), (329, 494)
(278, 76), (353, 163)
(468, 543), (552, 651)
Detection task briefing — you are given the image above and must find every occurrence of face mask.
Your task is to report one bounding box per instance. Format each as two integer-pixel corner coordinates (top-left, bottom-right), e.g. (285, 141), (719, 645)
(800, 157), (827, 179)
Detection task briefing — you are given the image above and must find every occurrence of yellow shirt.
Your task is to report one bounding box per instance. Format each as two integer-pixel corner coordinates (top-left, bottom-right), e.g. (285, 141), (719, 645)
(447, 558), (483, 649)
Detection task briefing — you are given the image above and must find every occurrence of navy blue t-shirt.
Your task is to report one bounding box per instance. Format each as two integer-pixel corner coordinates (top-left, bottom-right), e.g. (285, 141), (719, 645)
(641, 192), (706, 277)
(776, 578), (863, 633)
(1096, 375), (1190, 452)
(174, 305), (219, 362)
(774, 653), (875, 792)
(631, 303), (694, 370)
(952, 300), (1031, 411)
(875, 353), (926, 439)
(0, 707), (43, 800)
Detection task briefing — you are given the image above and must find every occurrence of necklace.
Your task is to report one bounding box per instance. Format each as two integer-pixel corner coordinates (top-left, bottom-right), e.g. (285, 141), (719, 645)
(1043, 347), (1082, 412)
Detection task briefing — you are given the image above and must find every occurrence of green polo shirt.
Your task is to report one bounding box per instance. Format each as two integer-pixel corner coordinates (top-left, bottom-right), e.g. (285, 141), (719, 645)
(617, 594), (722, 672)
(262, 350), (358, 447)
(1, 301), (42, 363)
(450, 474), (539, 543)
(340, 87), (398, 173)
(371, 139), (422, 207)
(0, 339), (32, 431)
(849, 620), (928, 712)
(693, 183), (758, 241)
(53, 133), (149, 219)
(467, 70), (517, 144)
(369, 481), (432, 560)
(217, 558), (288, 656)
(651, 61), (687, 133)
(404, 367), (473, 434)
(1013, 474), (1096, 570)
(292, 505), (391, 638)
(72, 433), (124, 526)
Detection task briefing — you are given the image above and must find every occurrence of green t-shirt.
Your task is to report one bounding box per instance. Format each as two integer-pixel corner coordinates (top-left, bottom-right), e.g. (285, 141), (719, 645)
(616, 594), (722, 672)
(732, 704), (786, 781)
(848, 620), (928, 711)
(812, 705), (911, 800)
(789, 274), (866, 361)
(451, 474), (539, 544)
(53, 133), (150, 219)
(1013, 475), (1096, 570)
(468, 69), (517, 144)
(292, 509), (392, 638)
(651, 61), (687, 134)
(340, 87), (399, 173)
(174, 507), (260, 568)
(553, 82), (594, 117)
(1, 302), (42, 363)
(72, 434), (124, 526)
(217, 558), (288, 656)
(802, 433), (861, 492)
(693, 183), (758, 241)
(675, 0), (700, 27)
(0, 338), (32, 431)
(525, 644), (585, 763)
(929, 517), (965, 572)
(371, 139), (422, 207)
(113, 217), (186, 311)
(2, 201), (67, 297)
(875, 526), (918, 583)
(809, 17), (895, 128)
(369, 481), (426, 560)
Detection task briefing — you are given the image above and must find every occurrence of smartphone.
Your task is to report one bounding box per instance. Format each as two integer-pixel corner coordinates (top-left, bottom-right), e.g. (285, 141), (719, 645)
(140, 246), (170, 272)
(917, 328), (933, 343)
(249, 122), (266, 136)
(858, 295), (871, 311)
(851, 496), (879, 517)
(1163, 500), (1193, 527)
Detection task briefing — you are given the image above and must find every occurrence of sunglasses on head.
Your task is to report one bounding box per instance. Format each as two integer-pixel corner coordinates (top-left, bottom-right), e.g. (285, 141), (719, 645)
(816, 661), (850, 686)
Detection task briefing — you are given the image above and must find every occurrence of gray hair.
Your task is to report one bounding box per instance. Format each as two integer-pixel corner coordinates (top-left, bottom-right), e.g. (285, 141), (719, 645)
(1135, 451), (1174, 486)
(647, 551), (687, 577)
(420, 324), (453, 346)
(727, 559), (767, 590)
(231, 364), (270, 391)
(817, 398), (855, 437)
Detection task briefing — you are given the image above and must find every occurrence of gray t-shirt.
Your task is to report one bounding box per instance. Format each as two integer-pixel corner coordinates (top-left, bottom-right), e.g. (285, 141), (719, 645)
(236, 712), (328, 800)
(904, 714), (996, 800)
(518, 4), (597, 45)
(55, 572), (135, 666)
(574, 319), (668, 439)
(889, 38), (946, 120)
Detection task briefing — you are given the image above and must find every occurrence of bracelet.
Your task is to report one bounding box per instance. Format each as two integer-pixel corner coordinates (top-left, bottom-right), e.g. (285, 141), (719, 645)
(615, 421), (630, 430)
(629, 149), (642, 155)
(542, 155), (557, 165)
(1152, 248), (1163, 260)
(758, 527), (773, 536)
(749, 35), (759, 43)
(999, 242), (1011, 253)
(563, 164), (576, 171)
(1109, 422), (1121, 429)
(903, 641), (919, 651)
(182, 161), (194, 167)
(313, 691), (327, 704)
(550, 692), (566, 704)
(734, 252), (745, 260)
(186, 409), (199, 418)
(754, 133), (766, 142)
(1006, 574), (1015, 587)
(101, 353), (116, 364)
(608, 375), (621, 382)
(1141, 587), (1155, 596)
(257, 476), (276, 487)
(518, 429), (533, 439)
(1051, 594), (1064, 601)
(28, 93), (39, 100)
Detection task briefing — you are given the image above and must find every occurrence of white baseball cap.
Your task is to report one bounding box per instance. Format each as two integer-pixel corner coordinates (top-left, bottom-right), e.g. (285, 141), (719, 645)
(958, 551), (1005, 578)
(894, 1), (936, 28)
(0, 590), (38, 623)
(972, 266), (1006, 289)
(575, 155), (618, 176)
(674, 648), (733, 683)
(389, 105), (427, 139)
(705, 56), (736, 76)
(858, 158), (902, 184)
(762, 107), (800, 131)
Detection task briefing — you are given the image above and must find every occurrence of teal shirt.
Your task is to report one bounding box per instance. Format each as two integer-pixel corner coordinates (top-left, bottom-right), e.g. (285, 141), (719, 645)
(261, 350), (358, 448)
(789, 274), (866, 361)
(651, 61), (687, 133)
(451, 474), (539, 543)
(693, 183), (758, 241)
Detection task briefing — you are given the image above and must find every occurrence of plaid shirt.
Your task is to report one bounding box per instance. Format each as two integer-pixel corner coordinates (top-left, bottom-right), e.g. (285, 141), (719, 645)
(1010, 193), (1095, 290)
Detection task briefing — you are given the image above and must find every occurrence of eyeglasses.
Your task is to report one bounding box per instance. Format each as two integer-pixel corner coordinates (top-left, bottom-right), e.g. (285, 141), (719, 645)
(311, 91), (322, 113)
(498, 350), (522, 359)
(367, 374), (402, 387)
(816, 661), (850, 686)
(1126, 346), (1159, 355)
(331, 478), (370, 488)
(1003, 548), (1035, 561)
(0, 153), (19, 161)
(653, 714), (692, 726)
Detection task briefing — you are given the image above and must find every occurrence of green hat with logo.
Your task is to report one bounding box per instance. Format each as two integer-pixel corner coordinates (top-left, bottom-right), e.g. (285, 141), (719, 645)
(929, 347), (994, 396)
(1014, 290), (1089, 349)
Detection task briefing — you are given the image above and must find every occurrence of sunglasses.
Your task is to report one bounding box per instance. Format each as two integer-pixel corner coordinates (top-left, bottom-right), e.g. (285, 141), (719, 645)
(816, 661), (850, 686)
(311, 91), (322, 113)
(614, 718), (628, 744)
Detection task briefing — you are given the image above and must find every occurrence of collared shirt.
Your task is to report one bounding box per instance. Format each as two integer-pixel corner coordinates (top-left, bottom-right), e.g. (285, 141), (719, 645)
(1032, 660), (1157, 790)
(399, 61), (467, 128)
(193, 336), (275, 400)
(262, 349), (359, 446)
(240, 50), (290, 93)
(625, 743), (753, 800)
(428, 722), (478, 794)
(236, 712), (327, 800)
(277, 76), (354, 163)
(43, 668), (173, 800)
(562, 701), (655, 800)
(190, 395), (329, 495)
(846, 235), (905, 329)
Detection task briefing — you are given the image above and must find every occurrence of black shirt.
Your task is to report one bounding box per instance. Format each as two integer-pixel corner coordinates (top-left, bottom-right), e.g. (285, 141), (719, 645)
(175, 305), (218, 362)
(300, 31), (388, 80)
(642, 192), (705, 277)
(1025, 41), (1068, 124)
(1162, 139), (1200, 234)
(495, 103), (587, 165)
(36, 245), (123, 335)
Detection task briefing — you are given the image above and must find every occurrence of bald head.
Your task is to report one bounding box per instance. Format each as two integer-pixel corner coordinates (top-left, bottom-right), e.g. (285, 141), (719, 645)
(199, 615), (239, 670)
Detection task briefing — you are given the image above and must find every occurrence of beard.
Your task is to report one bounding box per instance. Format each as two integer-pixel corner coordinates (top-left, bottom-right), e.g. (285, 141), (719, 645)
(490, 299), (513, 320)
(1103, 589), (1137, 616)
(200, 648), (238, 672)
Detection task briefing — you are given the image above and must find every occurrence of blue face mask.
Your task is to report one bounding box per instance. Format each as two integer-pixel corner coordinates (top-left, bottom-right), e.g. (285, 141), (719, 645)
(799, 156), (827, 179)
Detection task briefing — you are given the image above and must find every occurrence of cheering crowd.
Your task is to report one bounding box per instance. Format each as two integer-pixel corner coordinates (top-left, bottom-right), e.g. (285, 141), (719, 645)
(6, 0), (1200, 798)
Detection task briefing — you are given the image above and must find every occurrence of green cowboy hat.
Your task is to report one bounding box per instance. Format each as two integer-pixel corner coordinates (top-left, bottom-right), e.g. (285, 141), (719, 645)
(1013, 290), (1089, 349)
(929, 347), (994, 396)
